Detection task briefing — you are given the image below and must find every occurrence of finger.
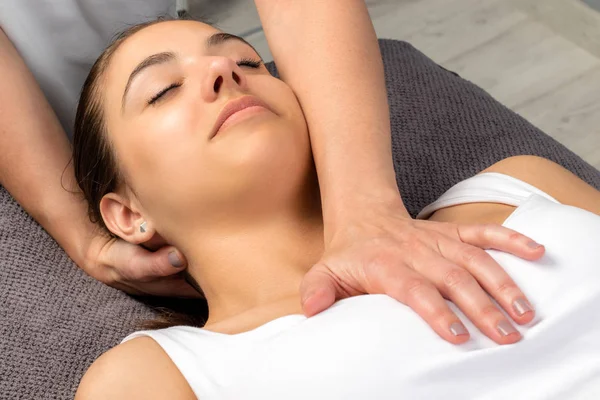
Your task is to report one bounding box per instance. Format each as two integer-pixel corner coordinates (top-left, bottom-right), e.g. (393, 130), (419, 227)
(115, 242), (188, 282)
(371, 263), (470, 345)
(415, 248), (522, 345)
(129, 277), (203, 298)
(439, 240), (535, 325)
(456, 224), (544, 261)
(299, 263), (338, 317)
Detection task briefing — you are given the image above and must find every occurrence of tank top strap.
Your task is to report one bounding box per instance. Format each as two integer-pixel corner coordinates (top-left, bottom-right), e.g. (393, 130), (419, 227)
(417, 172), (559, 219)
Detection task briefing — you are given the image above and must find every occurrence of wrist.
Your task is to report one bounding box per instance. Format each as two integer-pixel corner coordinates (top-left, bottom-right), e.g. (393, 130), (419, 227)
(322, 182), (410, 232)
(39, 193), (96, 268)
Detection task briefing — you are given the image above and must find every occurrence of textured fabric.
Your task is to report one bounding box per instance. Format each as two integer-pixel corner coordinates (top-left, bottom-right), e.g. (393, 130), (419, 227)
(1, 39), (600, 399)
(120, 174), (600, 399)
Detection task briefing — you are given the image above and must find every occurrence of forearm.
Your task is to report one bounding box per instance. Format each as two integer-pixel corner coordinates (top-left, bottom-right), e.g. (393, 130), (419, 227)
(0, 29), (93, 266)
(255, 0), (407, 227)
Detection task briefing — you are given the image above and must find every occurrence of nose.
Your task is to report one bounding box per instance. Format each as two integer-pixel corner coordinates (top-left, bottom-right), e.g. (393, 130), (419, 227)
(202, 57), (248, 102)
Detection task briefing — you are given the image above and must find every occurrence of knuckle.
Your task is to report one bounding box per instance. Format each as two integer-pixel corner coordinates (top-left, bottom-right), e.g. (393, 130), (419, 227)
(508, 231), (522, 242)
(125, 261), (151, 282)
(496, 280), (518, 295)
(461, 247), (488, 266)
(98, 269), (119, 285)
(400, 277), (430, 302)
(106, 270), (121, 284)
(479, 304), (499, 318)
(405, 277), (427, 292)
(443, 268), (471, 290)
(412, 238), (430, 253)
(145, 264), (165, 280)
(151, 259), (166, 276)
(481, 224), (498, 240)
(400, 237), (428, 255)
(429, 306), (453, 322)
(364, 254), (397, 280)
(369, 252), (396, 270)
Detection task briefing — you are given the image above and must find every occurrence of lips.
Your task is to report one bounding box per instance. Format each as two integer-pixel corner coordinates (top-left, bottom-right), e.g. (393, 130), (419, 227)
(210, 95), (273, 139)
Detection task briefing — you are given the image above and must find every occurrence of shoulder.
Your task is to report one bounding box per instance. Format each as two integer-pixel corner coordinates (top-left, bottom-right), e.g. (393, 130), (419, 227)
(483, 155), (600, 215)
(428, 156), (600, 224)
(483, 155), (578, 180)
(75, 336), (196, 400)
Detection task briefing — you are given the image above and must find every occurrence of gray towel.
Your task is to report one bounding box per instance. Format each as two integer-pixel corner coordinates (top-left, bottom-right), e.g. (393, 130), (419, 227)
(1, 39), (599, 399)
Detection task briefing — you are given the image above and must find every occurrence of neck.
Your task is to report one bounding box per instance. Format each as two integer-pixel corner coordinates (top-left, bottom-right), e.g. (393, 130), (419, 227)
(180, 185), (324, 326)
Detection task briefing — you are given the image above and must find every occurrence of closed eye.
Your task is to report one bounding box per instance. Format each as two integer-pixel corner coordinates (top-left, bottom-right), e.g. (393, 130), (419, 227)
(148, 82), (182, 105)
(147, 57), (261, 105)
(237, 57), (262, 69)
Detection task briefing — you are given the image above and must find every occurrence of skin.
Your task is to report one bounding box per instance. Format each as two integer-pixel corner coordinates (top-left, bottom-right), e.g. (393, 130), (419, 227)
(101, 21), (321, 327)
(2, 0), (542, 334)
(73, 19), (600, 400)
(77, 154), (600, 400)
(0, 0), (541, 308)
(95, 20), (541, 340)
(252, 0), (546, 330)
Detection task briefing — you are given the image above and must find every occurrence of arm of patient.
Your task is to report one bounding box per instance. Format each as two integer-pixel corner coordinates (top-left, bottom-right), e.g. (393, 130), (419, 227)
(429, 155), (600, 226)
(75, 337), (195, 400)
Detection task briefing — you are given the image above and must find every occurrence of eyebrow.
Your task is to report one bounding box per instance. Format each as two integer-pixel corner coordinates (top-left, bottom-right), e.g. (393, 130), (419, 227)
(121, 32), (260, 110)
(121, 52), (176, 110)
(206, 32), (259, 55)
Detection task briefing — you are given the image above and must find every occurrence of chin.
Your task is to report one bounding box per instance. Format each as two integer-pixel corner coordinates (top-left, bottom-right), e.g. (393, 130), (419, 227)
(225, 133), (311, 199)
(224, 119), (309, 170)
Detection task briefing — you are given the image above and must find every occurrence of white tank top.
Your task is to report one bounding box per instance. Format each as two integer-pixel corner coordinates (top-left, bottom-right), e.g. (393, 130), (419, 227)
(0, 0), (176, 139)
(123, 173), (600, 399)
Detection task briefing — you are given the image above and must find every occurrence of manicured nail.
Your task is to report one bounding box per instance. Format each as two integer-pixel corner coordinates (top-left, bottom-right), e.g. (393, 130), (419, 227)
(450, 322), (468, 336)
(168, 251), (184, 268)
(497, 320), (518, 336)
(527, 240), (542, 249)
(513, 298), (534, 316)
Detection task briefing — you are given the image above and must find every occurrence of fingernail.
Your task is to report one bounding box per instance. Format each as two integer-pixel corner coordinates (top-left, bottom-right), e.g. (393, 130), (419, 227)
(450, 322), (468, 336)
(497, 320), (518, 336)
(168, 251), (184, 268)
(513, 298), (534, 316)
(527, 240), (542, 249)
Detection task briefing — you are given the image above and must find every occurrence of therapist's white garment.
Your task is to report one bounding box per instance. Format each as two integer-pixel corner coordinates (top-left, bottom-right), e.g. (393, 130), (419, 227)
(0, 0), (174, 139)
(123, 173), (600, 400)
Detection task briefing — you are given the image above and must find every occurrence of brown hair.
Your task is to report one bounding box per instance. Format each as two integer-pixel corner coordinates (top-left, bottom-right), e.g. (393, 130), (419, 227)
(73, 19), (160, 232)
(73, 18), (207, 330)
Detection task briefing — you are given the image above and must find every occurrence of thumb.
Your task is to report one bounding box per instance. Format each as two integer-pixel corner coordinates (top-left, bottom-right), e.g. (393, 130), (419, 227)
(120, 244), (188, 281)
(299, 263), (338, 317)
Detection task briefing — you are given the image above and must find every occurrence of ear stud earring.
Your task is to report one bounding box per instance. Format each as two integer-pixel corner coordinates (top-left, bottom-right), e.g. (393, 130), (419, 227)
(140, 221), (147, 233)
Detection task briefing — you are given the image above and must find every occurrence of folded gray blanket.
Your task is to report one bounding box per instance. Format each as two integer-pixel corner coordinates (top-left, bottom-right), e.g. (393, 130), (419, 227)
(1, 39), (599, 399)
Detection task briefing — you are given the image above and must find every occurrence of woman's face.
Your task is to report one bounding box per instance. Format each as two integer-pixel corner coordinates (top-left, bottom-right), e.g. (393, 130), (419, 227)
(102, 21), (312, 241)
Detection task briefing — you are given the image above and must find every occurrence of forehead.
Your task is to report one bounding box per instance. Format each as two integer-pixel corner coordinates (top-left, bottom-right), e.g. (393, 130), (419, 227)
(109, 20), (220, 74)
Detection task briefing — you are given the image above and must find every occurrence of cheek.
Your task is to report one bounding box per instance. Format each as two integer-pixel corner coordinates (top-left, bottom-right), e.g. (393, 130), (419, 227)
(261, 80), (305, 122)
(113, 105), (213, 209)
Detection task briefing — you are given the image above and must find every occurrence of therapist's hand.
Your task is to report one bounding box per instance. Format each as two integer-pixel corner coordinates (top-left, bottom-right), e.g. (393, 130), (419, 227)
(82, 231), (201, 298)
(300, 198), (544, 345)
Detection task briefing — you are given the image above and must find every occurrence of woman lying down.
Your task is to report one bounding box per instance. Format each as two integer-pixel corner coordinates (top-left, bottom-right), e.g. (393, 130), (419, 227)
(74, 19), (600, 400)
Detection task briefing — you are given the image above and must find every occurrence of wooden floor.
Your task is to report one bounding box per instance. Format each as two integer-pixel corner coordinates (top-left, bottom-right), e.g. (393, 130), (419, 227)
(193, 0), (600, 170)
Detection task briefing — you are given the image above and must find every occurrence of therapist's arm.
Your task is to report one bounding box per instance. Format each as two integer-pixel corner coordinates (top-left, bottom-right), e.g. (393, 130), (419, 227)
(255, 0), (546, 345)
(0, 29), (195, 297)
(255, 0), (398, 217)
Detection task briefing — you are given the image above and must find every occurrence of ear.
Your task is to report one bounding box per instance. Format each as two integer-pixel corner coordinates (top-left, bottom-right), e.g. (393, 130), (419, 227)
(100, 192), (154, 245)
